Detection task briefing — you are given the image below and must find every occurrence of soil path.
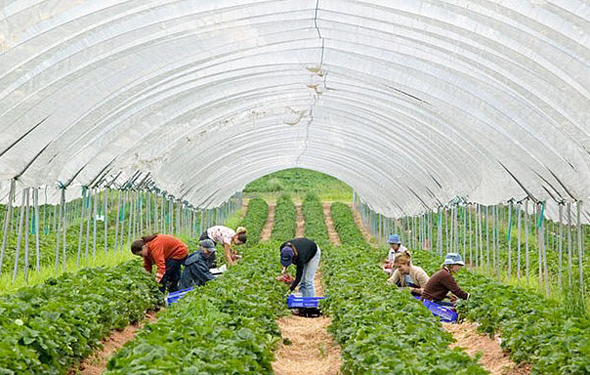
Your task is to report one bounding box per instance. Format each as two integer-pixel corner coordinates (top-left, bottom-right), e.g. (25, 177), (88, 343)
(295, 204), (304, 237)
(272, 270), (341, 375)
(322, 202), (341, 246)
(72, 311), (159, 375)
(240, 199), (249, 219)
(261, 203), (276, 242)
(443, 322), (531, 375)
(349, 203), (374, 243)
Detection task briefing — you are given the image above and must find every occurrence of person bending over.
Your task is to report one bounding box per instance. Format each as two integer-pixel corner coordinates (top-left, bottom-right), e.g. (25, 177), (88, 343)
(131, 234), (188, 292)
(279, 237), (321, 298)
(200, 225), (247, 266)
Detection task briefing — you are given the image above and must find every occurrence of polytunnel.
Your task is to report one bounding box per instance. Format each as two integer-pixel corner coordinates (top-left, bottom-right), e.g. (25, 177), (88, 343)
(1, 0), (590, 221)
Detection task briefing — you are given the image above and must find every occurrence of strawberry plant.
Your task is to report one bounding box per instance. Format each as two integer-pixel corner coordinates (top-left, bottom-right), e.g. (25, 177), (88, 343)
(105, 243), (286, 374)
(0, 260), (163, 374)
(270, 194), (296, 241)
(238, 198), (268, 245)
(409, 249), (590, 374)
(302, 192), (330, 247)
(330, 202), (366, 247)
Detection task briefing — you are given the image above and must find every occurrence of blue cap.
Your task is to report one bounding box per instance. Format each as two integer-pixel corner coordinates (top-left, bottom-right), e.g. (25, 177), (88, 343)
(280, 246), (294, 267)
(443, 253), (465, 266)
(388, 234), (401, 244)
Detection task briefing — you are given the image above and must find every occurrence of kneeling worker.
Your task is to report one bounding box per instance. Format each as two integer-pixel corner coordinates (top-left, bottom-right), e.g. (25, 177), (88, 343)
(179, 239), (217, 289)
(422, 253), (469, 306)
(279, 237), (321, 297)
(387, 251), (429, 296)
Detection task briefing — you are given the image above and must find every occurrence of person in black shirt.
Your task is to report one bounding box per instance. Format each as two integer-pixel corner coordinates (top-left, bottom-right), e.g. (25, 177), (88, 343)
(279, 238), (321, 297)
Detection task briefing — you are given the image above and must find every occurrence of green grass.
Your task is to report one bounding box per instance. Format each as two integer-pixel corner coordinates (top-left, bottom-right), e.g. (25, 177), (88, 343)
(0, 247), (134, 295)
(244, 168), (352, 202)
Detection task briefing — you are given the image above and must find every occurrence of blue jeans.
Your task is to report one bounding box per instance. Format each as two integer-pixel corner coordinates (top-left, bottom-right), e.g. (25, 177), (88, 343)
(299, 246), (321, 297)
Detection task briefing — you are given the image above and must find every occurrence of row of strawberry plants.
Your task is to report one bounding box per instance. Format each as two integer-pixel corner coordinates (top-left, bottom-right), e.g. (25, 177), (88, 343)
(327, 205), (486, 373)
(0, 261), (163, 374)
(330, 202), (366, 246)
(105, 242), (286, 374)
(302, 192), (330, 247)
(270, 194), (296, 241)
(408, 249), (590, 374)
(238, 197), (268, 245)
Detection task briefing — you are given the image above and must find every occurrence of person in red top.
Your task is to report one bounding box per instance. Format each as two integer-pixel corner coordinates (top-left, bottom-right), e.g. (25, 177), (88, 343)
(131, 234), (188, 292)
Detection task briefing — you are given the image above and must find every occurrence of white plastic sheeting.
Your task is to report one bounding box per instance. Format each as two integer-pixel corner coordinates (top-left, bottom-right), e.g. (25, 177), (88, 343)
(1, 1), (590, 220)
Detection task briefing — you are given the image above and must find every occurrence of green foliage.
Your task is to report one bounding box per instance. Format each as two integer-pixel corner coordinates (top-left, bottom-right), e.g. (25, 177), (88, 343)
(410, 250), (590, 374)
(0, 260), (163, 374)
(243, 168), (352, 201)
(105, 243), (286, 374)
(238, 198), (268, 245)
(302, 193), (330, 248)
(270, 194), (296, 241)
(330, 202), (365, 247)
(321, 241), (487, 374)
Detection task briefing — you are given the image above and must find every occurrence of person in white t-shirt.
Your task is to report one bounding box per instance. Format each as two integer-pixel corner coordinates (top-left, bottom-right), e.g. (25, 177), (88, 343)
(199, 225), (247, 266)
(382, 234), (408, 275)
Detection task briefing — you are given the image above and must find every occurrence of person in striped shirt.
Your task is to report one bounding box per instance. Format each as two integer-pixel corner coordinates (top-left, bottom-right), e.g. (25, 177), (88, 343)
(199, 225), (247, 266)
(131, 234), (188, 292)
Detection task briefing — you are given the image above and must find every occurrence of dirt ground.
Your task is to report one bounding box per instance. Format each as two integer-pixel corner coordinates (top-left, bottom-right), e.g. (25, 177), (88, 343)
(443, 322), (531, 375)
(260, 203), (276, 241)
(240, 199), (248, 219)
(295, 204), (305, 237)
(349, 203), (374, 243)
(322, 202), (341, 246)
(72, 312), (158, 375)
(272, 271), (341, 375)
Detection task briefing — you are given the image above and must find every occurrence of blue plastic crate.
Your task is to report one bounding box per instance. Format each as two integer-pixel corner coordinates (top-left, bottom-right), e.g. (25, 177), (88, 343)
(166, 287), (194, 305)
(419, 297), (458, 323)
(287, 295), (326, 308)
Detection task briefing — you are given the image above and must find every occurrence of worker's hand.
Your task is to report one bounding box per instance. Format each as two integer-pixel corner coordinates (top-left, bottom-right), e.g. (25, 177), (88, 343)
(386, 277), (394, 283)
(450, 295), (457, 303)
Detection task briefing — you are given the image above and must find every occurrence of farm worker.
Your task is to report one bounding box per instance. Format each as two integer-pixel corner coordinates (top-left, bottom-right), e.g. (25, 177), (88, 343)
(387, 251), (430, 296)
(199, 225), (247, 266)
(131, 234), (188, 293)
(383, 234), (408, 275)
(422, 253), (469, 306)
(178, 239), (217, 289)
(280, 238), (321, 298)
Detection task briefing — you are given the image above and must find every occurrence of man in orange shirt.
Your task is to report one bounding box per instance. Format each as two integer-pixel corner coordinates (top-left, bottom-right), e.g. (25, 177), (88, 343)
(131, 234), (188, 292)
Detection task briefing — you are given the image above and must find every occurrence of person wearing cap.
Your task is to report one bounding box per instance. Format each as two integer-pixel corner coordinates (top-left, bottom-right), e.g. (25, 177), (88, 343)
(131, 233), (188, 293)
(383, 234), (408, 275)
(199, 225), (247, 266)
(279, 238), (321, 298)
(178, 239), (218, 289)
(422, 253), (470, 306)
(387, 251), (430, 296)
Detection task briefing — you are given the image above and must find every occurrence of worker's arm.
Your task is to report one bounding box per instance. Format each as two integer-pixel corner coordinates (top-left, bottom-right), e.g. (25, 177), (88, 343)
(143, 257), (152, 273)
(412, 268), (430, 295)
(194, 258), (216, 282)
(223, 243), (236, 266)
(387, 270), (400, 284)
(441, 274), (469, 300)
(151, 248), (166, 283)
(289, 263), (304, 291)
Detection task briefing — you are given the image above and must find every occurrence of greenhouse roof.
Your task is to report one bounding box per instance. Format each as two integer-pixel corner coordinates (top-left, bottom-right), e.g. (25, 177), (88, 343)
(1, 0), (590, 219)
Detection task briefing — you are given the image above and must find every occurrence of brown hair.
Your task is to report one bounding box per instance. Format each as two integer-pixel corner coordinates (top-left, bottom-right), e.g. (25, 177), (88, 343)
(236, 232), (247, 244)
(130, 234), (158, 254)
